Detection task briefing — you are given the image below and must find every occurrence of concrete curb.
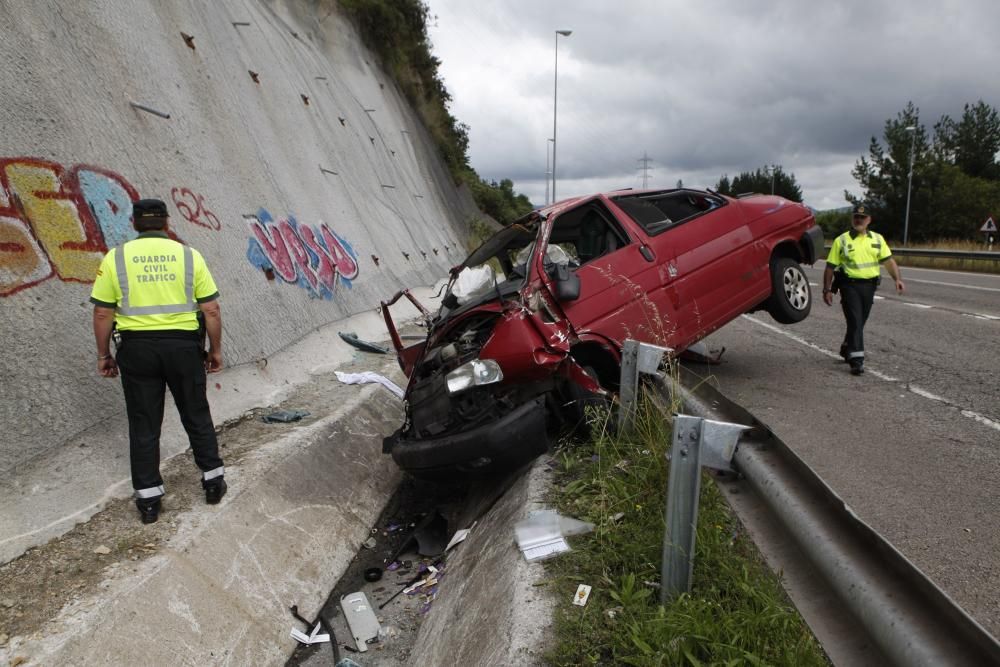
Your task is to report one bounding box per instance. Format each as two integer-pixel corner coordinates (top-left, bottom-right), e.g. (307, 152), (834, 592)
(406, 460), (558, 666)
(2, 379), (403, 665)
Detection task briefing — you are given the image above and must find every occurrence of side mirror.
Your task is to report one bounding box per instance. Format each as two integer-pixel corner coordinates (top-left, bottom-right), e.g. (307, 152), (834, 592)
(549, 263), (580, 301)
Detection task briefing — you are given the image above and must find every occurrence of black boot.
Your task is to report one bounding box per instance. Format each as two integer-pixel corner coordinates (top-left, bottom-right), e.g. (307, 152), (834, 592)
(136, 498), (161, 524)
(205, 479), (228, 505)
(850, 361), (864, 376)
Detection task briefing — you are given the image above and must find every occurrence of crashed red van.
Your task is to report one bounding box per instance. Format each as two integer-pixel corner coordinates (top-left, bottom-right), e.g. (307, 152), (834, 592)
(381, 188), (823, 478)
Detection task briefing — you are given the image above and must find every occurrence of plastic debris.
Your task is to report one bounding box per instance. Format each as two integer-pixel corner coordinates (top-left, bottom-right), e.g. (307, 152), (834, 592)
(679, 340), (726, 364)
(362, 537), (377, 550)
(573, 584), (592, 606)
(514, 509), (595, 562)
(335, 370), (404, 398)
(386, 561), (400, 571)
(338, 331), (389, 354)
(261, 409), (310, 423)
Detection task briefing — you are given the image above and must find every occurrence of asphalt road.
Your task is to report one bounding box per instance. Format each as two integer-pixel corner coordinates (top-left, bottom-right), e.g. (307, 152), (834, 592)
(685, 263), (1000, 638)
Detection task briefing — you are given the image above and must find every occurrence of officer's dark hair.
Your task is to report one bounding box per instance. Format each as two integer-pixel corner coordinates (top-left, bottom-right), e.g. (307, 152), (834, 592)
(135, 216), (168, 232)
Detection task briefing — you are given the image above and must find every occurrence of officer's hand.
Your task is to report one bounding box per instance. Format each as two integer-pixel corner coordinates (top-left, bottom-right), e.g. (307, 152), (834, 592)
(823, 291), (834, 306)
(205, 349), (223, 373)
(98, 357), (118, 378)
(895, 279), (905, 293)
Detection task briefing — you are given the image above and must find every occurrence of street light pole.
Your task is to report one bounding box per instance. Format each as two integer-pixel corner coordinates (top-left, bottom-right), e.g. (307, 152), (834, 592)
(903, 125), (917, 246)
(544, 138), (554, 204)
(551, 29), (572, 204)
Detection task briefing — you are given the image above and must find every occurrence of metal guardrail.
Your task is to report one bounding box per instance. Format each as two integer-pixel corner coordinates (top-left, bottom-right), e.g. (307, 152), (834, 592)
(617, 340), (1000, 666)
(822, 245), (1000, 261)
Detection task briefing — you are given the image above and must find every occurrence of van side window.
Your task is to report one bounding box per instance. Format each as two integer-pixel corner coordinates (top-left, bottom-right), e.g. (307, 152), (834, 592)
(613, 190), (724, 235)
(548, 205), (629, 266)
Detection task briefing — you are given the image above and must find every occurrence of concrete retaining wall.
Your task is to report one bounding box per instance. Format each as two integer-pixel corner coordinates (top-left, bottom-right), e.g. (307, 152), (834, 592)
(0, 0), (476, 481)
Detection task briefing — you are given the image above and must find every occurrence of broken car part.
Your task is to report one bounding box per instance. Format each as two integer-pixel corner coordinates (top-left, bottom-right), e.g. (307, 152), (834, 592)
(261, 409), (310, 423)
(338, 331), (389, 354)
(340, 591), (381, 652)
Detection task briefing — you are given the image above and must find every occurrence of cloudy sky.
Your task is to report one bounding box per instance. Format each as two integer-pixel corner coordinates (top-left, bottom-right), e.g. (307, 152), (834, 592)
(423, 0), (1000, 210)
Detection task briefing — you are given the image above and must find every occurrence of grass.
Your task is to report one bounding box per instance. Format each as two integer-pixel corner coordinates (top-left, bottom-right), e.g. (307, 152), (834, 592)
(543, 389), (828, 666)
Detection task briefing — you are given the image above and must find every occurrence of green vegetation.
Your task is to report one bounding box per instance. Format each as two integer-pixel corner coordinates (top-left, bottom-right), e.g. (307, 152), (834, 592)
(545, 395), (827, 666)
(850, 100), (1000, 243)
(716, 166), (804, 202)
(337, 0), (534, 224)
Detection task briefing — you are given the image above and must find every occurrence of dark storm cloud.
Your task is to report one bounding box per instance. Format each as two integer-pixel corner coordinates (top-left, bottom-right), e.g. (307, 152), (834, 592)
(426, 0), (1000, 207)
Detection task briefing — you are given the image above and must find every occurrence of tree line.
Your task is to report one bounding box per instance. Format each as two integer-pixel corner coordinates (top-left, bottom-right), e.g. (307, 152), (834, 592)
(716, 101), (1000, 244)
(848, 100), (1000, 243)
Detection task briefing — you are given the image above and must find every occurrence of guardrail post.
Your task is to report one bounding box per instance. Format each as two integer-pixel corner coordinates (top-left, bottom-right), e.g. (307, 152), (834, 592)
(661, 414), (748, 603)
(619, 339), (670, 432)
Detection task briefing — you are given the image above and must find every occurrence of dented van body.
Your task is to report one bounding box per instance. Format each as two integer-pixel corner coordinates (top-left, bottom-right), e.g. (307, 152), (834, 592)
(381, 188), (823, 478)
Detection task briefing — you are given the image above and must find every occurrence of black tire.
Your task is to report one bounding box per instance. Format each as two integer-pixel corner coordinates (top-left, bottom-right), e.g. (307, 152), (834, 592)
(561, 366), (612, 439)
(765, 257), (811, 324)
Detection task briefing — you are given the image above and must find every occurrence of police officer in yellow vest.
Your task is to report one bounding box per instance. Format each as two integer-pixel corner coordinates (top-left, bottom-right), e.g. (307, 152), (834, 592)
(822, 203), (905, 376)
(90, 199), (226, 524)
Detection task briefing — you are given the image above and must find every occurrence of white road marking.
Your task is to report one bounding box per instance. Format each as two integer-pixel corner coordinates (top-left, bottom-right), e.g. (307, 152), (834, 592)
(902, 302), (933, 309)
(962, 313), (1000, 322)
(742, 314), (1000, 434)
(962, 410), (1000, 431)
(908, 385), (946, 402)
(874, 295), (885, 300)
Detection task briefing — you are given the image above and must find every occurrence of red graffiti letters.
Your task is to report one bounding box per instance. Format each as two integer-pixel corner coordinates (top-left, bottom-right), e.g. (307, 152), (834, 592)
(246, 208), (359, 299)
(171, 187), (221, 230)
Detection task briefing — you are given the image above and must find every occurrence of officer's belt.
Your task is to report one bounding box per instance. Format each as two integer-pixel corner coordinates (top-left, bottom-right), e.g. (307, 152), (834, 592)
(118, 330), (200, 340)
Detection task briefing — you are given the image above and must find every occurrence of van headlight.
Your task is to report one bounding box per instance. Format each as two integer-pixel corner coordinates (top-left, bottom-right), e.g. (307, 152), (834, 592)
(446, 359), (503, 394)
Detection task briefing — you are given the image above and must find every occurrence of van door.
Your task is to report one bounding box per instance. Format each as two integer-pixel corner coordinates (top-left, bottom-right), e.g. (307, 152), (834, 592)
(610, 190), (754, 349)
(536, 199), (675, 348)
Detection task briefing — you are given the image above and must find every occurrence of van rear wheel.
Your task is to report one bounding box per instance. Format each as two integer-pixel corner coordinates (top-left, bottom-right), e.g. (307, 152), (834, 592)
(765, 257), (811, 324)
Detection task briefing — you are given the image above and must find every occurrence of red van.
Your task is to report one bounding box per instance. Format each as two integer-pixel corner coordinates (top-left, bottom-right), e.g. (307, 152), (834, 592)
(382, 188), (823, 478)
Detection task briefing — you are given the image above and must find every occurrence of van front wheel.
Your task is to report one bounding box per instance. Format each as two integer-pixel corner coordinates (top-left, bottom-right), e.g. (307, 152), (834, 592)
(765, 257), (811, 324)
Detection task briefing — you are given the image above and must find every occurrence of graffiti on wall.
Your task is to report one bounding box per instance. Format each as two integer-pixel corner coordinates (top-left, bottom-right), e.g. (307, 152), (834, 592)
(171, 187), (221, 230)
(245, 208), (359, 299)
(0, 158), (140, 296)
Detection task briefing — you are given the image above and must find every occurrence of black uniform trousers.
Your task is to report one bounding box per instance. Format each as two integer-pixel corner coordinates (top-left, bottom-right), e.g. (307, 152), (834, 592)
(116, 331), (223, 496)
(840, 280), (877, 362)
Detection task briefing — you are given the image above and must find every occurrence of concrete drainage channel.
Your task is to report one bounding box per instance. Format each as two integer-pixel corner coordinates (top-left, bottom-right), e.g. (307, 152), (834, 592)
(288, 462), (558, 666)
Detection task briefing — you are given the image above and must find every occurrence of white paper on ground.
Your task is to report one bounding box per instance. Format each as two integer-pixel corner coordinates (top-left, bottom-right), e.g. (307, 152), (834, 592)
(290, 623), (331, 644)
(573, 584), (592, 606)
(335, 371), (405, 398)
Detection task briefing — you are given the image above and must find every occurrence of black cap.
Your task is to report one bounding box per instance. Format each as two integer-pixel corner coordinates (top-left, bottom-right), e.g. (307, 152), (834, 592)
(132, 198), (169, 219)
(852, 203), (872, 218)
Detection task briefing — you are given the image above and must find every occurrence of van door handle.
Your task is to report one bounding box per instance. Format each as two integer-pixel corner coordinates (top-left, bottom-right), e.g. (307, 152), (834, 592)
(639, 245), (655, 262)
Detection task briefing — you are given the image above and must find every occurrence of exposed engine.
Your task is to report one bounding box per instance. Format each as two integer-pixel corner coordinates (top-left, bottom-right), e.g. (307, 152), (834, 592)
(404, 312), (550, 440)
(413, 313), (499, 381)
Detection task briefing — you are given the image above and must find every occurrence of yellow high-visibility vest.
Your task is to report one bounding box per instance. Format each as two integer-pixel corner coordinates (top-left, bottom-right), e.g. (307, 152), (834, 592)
(826, 230), (892, 279)
(90, 232), (218, 331)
